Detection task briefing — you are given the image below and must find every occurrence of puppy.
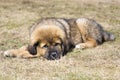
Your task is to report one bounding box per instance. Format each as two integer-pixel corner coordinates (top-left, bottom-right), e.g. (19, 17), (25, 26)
(4, 18), (115, 60)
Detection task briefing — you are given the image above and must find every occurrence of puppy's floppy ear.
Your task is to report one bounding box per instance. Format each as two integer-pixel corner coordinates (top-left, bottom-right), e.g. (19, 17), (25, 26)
(62, 43), (67, 56)
(61, 40), (69, 56)
(27, 42), (39, 55)
(62, 39), (75, 56)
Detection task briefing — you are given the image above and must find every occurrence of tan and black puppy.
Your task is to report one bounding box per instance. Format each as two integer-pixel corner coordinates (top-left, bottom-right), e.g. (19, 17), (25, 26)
(4, 18), (115, 60)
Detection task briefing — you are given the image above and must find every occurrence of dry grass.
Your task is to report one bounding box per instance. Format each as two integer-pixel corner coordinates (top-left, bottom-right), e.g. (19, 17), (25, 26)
(0, 0), (120, 80)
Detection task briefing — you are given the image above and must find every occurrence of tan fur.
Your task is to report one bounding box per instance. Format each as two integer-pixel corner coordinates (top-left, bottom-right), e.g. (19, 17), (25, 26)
(31, 25), (65, 45)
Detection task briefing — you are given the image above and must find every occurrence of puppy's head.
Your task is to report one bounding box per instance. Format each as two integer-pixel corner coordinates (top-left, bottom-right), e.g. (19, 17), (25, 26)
(28, 25), (67, 60)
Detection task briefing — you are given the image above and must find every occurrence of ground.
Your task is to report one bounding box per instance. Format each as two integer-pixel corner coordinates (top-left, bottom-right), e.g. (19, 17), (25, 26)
(0, 0), (120, 80)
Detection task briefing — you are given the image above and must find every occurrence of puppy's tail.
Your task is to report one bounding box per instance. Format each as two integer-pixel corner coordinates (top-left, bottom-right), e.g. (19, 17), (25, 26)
(103, 31), (115, 41)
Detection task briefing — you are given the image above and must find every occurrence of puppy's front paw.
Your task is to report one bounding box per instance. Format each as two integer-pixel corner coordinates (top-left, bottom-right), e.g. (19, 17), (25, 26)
(4, 50), (16, 57)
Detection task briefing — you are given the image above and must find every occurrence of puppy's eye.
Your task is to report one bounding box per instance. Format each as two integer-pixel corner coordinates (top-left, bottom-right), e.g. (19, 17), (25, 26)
(42, 44), (48, 48)
(54, 43), (60, 46)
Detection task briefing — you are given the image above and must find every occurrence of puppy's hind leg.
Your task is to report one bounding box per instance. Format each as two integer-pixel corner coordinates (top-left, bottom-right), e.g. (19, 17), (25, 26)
(75, 38), (97, 49)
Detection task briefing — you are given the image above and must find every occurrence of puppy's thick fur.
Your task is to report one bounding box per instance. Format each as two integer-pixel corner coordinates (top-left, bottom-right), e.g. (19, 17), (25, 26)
(4, 18), (115, 60)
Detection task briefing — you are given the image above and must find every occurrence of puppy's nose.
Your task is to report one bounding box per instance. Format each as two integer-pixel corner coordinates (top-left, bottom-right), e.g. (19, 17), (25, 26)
(50, 52), (57, 60)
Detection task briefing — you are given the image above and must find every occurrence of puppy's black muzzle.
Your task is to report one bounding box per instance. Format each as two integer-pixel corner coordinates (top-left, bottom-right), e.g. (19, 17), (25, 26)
(50, 52), (58, 60)
(45, 51), (61, 60)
